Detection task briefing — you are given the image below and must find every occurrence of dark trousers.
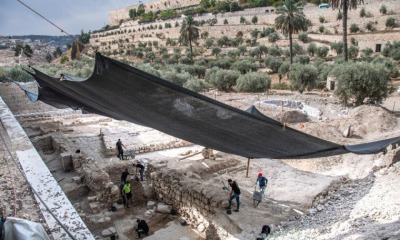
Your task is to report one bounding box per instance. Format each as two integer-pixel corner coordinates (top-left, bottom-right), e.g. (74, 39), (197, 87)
(118, 149), (124, 160)
(139, 168), (144, 181)
(228, 193), (240, 210)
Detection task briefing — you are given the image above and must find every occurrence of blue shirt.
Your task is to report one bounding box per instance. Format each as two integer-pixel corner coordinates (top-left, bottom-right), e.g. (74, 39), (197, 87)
(256, 176), (267, 187)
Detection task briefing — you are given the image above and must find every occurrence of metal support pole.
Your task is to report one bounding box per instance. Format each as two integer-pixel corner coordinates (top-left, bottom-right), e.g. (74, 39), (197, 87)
(246, 158), (250, 178)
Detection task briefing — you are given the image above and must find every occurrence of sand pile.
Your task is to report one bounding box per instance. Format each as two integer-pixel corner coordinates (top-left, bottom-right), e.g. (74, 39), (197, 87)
(346, 105), (398, 137)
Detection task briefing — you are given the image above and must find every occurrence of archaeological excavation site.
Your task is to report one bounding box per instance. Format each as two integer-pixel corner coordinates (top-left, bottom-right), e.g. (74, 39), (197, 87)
(1, 79), (400, 240)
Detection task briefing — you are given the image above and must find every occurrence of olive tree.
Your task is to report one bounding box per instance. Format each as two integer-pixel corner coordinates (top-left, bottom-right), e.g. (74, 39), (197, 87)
(236, 72), (270, 92)
(332, 62), (393, 106)
(289, 63), (318, 93)
(206, 68), (241, 91)
(231, 58), (258, 74)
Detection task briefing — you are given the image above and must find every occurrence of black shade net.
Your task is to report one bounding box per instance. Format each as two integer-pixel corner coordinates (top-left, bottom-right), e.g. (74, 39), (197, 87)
(20, 53), (400, 159)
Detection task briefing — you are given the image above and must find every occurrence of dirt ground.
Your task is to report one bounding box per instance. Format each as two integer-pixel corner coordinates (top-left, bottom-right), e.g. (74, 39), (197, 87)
(1, 82), (400, 239)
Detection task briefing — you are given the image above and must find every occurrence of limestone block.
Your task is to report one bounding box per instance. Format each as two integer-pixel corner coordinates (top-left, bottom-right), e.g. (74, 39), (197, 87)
(92, 216), (111, 225)
(145, 210), (155, 218)
(72, 176), (81, 183)
(147, 201), (156, 209)
(157, 203), (172, 214)
(111, 185), (120, 197)
(60, 152), (73, 171)
(89, 202), (101, 213)
(109, 227), (117, 234)
(101, 227), (117, 237)
(88, 196), (97, 202)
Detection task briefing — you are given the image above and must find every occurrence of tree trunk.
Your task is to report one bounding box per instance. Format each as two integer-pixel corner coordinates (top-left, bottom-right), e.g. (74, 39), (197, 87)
(289, 32), (293, 64)
(189, 35), (193, 64)
(342, 0), (349, 62)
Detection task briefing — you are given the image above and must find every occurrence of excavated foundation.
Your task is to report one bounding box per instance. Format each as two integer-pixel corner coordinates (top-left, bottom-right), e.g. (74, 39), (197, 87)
(149, 159), (250, 239)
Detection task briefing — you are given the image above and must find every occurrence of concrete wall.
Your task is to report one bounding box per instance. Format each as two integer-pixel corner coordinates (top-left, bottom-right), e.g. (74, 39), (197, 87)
(0, 97), (94, 240)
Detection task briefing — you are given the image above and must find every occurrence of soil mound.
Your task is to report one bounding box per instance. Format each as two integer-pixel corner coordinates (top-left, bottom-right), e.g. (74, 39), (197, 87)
(348, 105), (397, 136)
(277, 110), (310, 123)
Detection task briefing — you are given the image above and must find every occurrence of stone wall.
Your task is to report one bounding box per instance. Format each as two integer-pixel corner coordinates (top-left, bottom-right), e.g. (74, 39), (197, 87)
(149, 159), (241, 239)
(72, 156), (120, 213)
(103, 134), (192, 156)
(108, 0), (201, 26)
(103, 160), (149, 203)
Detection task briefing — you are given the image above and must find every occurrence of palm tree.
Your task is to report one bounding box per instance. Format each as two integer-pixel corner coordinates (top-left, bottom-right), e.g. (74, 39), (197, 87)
(179, 16), (200, 64)
(275, 0), (308, 64)
(329, 0), (364, 62)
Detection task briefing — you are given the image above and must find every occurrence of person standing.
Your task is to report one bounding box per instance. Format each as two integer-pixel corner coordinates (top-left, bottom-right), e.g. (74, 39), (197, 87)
(135, 163), (145, 181)
(123, 181), (133, 208)
(226, 179), (241, 212)
(255, 172), (268, 195)
(121, 168), (130, 184)
(256, 225), (271, 240)
(116, 139), (126, 160)
(136, 219), (149, 239)
(0, 208), (4, 240)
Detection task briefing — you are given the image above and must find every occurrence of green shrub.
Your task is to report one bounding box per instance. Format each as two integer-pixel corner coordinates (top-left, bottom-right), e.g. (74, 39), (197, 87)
(228, 49), (240, 59)
(272, 82), (290, 90)
(332, 62), (393, 106)
(0, 66), (34, 82)
(268, 32), (280, 43)
(390, 49), (400, 61)
(361, 48), (373, 60)
(278, 61), (291, 80)
(208, 69), (241, 91)
(250, 47), (261, 59)
(260, 28), (275, 37)
(252, 15), (258, 24)
(231, 59), (258, 74)
(205, 67), (220, 82)
(264, 56), (283, 73)
(360, 7), (366, 18)
(386, 17), (396, 28)
(211, 47), (221, 56)
(213, 58), (233, 69)
(365, 22), (375, 32)
(176, 64), (207, 78)
(298, 33), (308, 43)
(380, 5), (387, 15)
(382, 41), (399, 57)
(289, 64), (318, 93)
(372, 56), (399, 78)
(292, 42), (305, 56)
(319, 16), (325, 23)
(348, 45), (359, 59)
(161, 70), (190, 86)
(60, 55), (68, 64)
(350, 37), (358, 46)
(195, 58), (210, 67)
(317, 46), (329, 58)
(180, 57), (192, 64)
(183, 78), (210, 92)
(319, 26), (325, 33)
(330, 41), (343, 55)
(237, 45), (247, 56)
(236, 72), (270, 92)
(268, 45), (282, 57)
(205, 38), (214, 48)
(350, 24), (360, 33)
(307, 43), (318, 56)
(337, 12), (343, 20)
(293, 55), (310, 65)
(316, 62), (335, 81)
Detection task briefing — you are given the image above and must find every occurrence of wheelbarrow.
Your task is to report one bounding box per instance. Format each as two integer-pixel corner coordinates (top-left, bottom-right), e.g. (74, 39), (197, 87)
(122, 149), (135, 160)
(253, 186), (263, 207)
